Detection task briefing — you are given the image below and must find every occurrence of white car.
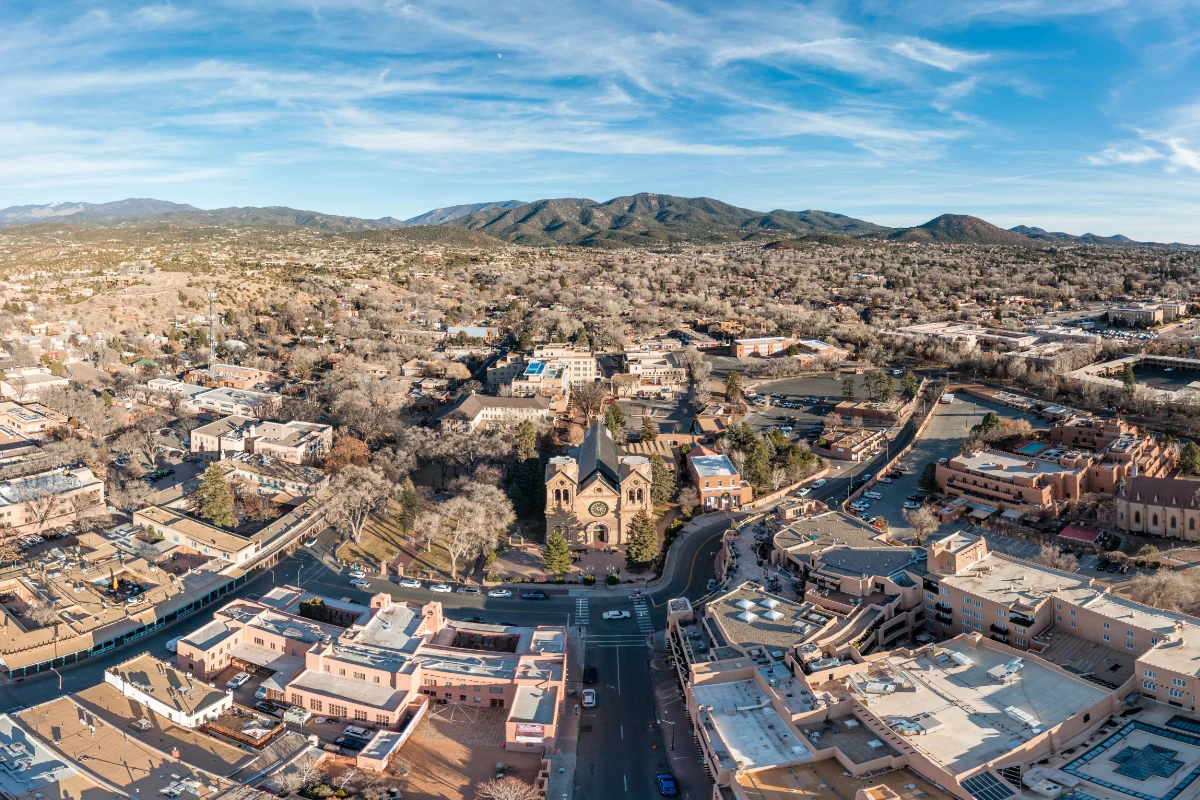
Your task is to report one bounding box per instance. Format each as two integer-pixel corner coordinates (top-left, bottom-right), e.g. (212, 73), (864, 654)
(456, 587), (481, 595)
(582, 689), (597, 708)
(903, 501), (921, 510)
(795, 487), (810, 497)
(864, 491), (882, 500)
(396, 578), (421, 589)
(487, 589), (512, 598)
(350, 578), (370, 589)
(227, 672), (250, 689)
(812, 479), (827, 489)
(304, 538), (317, 547)
(255, 687), (269, 700)
(429, 584), (453, 593)
(348, 569), (365, 579)
(602, 610), (631, 620)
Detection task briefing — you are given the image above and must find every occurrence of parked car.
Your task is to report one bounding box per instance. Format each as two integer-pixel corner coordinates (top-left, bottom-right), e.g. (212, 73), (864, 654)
(487, 589), (513, 598)
(335, 736), (367, 752)
(456, 586), (481, 595)
(795, 487), (810, 497)
(350, 578), (370, 589)
(343, 725), (372, 740)
(522, 591), (548, 600)
(227, 672), (250, 689)
(602, 610), (631, 620)
(582, 689), (597, 708)
(254, 702), (281, 717)
(657, 773), (679, 796)
(706, 579), (718, 592)
(903, 501), (921, 510)
(583, 666), (598, 684)
(255, 687), (269, 700)
(812, 479), (827, 489)
(348, 569), (365, 579)
(429, 584), (453, 593)
(165, 637), (180, 654)
(879, 477), (894, 484)
(304, 538), (317, 548)
(396, 578), (422, 589)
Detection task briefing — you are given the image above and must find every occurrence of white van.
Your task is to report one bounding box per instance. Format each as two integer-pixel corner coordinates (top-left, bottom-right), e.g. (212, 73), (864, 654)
(343, 725), (372, 740)
(811, 479), (827, 489)
(165, 637), (181, 654)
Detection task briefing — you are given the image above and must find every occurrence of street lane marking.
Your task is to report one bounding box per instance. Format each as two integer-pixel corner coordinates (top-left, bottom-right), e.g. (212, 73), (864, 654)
(576, 597), (590, 627)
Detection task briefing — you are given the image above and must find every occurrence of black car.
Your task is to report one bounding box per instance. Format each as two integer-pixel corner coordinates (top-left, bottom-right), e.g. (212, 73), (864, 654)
(522, 592), (549, 600)
(254, 702), (281, 717)
(335, 736), (367, 752)
(1106, 562), (1120, 573)
(583, 666), (598, 684)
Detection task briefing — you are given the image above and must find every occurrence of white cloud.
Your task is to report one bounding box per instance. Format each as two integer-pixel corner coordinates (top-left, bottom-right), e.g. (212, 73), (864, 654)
(130, 4), (196, 27)
(1086, 144), (1165, 165)
(888, 39), (988, 72)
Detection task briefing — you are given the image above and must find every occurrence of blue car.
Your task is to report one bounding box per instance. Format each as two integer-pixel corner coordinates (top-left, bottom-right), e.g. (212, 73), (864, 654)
(657, 773), (678, 796)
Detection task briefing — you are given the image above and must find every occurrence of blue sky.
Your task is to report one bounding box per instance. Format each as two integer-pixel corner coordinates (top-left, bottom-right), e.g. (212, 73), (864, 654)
(4, 1), (1200, 240)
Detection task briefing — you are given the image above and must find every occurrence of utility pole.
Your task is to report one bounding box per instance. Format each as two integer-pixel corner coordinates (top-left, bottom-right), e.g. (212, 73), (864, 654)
(207, 291), (218, 372)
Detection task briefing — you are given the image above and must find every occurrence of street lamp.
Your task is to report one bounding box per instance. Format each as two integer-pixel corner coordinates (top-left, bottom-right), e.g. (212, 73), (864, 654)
(661, 718), (677, 751)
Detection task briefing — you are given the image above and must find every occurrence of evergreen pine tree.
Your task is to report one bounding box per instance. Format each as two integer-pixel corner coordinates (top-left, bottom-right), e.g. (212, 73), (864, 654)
(198, 463), (235, 528)
(507, 420), (544, 517)
(624, 510), (660, 568)
(397, 476), (418, 532)
(640, 416), (658, 442)
(725, 371), (743, 399)
(1181, 442), (1200, 475)
(604, 404), (626, 437)
(542, 531), (573, 574)
(650, 453), (675, 503)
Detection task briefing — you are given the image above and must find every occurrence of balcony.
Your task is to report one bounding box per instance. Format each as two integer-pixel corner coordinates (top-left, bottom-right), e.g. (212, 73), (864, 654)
(936, 602), (952, 612)
(990, 623), (1009, 635)
(923, 579), (940, 593)
(936, 611), (953, 624)
(991, 633), (1009, 644)
(1009, 613), (1036, 628)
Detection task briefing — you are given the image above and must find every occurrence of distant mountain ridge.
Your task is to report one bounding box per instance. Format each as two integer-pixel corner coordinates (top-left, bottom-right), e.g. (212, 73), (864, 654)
(0, 195), (1161, 246)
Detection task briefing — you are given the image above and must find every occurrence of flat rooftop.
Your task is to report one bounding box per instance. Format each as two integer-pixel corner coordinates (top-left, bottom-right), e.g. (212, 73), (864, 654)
(693, 679), (813, 770)
(799, 713), (900, 764)
(510, 686), (557, 725)
(352, 602), (423, 653)
(0, 713), (101, 800)
(774, 511), (889, 553)
(870, 639), (1109, 775)
(738, 758), (956, 800)
(954, 449), (1083, 478)
(709, 584), (832, 654)
(108, 653), (228, 716)
(289, 670), (409, 711)
(938, 552), (1093, 609)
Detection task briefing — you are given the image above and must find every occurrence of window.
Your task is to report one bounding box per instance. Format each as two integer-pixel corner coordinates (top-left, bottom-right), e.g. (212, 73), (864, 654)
(1103, 622), (1111, 630)
(1151, 637), (1159, 645)
(310, 699), (322, 712)
(1070, 621), (1076, 628)
(1127, 642), (1135, 650)
(1014, 625), (1026, 634)
(490, 686), (504, 694)
(1143, 681), (1157, 691)
(1127, 630), (1134, 638)
(376, 714), (389, 725)
(1056, 603), (1062, 610)
(997, 609), (1007, 617)
(323, 665), (330, 672)
(1056, 615), (1062, 622)
(330, 704), (346, 717)
(339, 668), (345, 675)
(962, 617), (972, 627)
(353, 672), (366, 680)
(1171, 689), (1185, 699)
(374, 676), (380, 683)
(290, 693), (303, 706)
(1103, 634), (1111, 642)
(1174, 678), (1187, 688)
(254, 637), (264, 646)
(1014, 636), (1026, 646)
(1070, 609), (1076, 616)
(1145, 669), (1157, 678)
(925, 602), (935, 611)
(941, 587), (950, 595)
(354, 710), (368, 722)
(925, 591), (935, 600)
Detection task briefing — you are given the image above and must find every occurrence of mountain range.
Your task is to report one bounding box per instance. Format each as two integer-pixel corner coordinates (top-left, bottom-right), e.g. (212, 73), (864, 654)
(0, 194), (1160, 248)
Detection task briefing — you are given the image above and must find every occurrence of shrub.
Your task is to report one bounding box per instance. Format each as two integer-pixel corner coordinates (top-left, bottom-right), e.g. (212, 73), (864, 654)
(606, 573), (620, 585)
(582, 574), (596, 585)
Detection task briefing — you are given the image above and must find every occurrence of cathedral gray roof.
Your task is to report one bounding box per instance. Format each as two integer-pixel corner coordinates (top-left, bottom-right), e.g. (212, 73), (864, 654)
(576, 420), (621, 489)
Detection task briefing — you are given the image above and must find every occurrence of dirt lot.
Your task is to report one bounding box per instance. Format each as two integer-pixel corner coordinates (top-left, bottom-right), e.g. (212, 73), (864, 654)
(390, 708), (543, 800)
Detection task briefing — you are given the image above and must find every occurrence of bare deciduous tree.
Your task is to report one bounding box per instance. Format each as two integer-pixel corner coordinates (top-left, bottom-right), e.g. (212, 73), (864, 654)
(416, 481), (515, 579)
(570, 382), (607, 425)
(325, 465), (395, 544)
(1129, 571), (1193, 613)
(904, 506), (940, 545)
(475, 777), (540, 800)
(1033, 545), (1078, 573)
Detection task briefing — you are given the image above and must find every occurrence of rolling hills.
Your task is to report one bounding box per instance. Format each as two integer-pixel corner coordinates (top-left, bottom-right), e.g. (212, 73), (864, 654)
(0, 194), (1156, 247)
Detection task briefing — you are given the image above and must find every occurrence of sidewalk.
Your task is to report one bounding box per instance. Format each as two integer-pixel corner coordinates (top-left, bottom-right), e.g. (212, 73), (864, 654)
(649, 632), (710, 798)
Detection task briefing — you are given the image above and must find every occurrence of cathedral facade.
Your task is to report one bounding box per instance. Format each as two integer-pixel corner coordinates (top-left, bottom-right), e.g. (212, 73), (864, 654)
(544, 421), (652, 548)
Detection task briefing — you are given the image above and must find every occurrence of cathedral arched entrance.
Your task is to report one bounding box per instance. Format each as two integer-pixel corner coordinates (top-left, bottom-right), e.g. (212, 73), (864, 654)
(587, 523), (610, 544)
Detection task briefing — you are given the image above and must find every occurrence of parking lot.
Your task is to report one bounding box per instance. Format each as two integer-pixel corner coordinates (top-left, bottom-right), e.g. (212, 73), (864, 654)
(743, 373), (872, 439)
(855, 396), (1047, 532)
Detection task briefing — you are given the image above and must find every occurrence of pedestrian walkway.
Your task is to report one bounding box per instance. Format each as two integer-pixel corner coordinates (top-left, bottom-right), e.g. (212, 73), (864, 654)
(632, 595), (653, 635)
(575, 597), (590, 628)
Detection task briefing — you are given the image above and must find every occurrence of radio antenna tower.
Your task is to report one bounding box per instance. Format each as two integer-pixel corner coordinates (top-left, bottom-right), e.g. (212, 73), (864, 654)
(207, 291), (218, 371)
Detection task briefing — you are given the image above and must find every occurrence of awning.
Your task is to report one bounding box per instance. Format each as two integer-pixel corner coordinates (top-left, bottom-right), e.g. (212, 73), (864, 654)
(969, 506), (998, 520)
(1001, 509), (1025, 521)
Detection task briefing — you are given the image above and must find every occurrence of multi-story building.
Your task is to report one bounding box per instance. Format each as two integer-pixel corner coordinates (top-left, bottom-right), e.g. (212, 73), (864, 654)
(0, 401), (67, 438)
(141, 379), (280, 418)
(685, 445), (753, 510)
(133, 506), (260, 565)
(1107, 302), (1179, 327)
(222, 453), (329, 497)
(486, 345), (598, 393)
(733, 336), (797, 358)
(1116, 476), (1200, 538)
(622, 350), (687, 396)
(544, 420), (653, 547)
(177, 589), (566, 751)
(438, 394), (552, 432)
(104, 653), (231, 728)
(0, 465), (104, 535)
(190, 416), (333, 464)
